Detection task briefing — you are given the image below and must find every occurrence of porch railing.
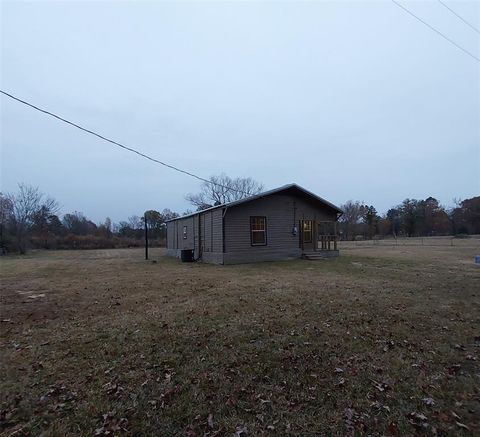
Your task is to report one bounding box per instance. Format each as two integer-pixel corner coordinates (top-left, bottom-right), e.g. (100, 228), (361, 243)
(316, 221), (338, 251)
(318, 234), (338, 251)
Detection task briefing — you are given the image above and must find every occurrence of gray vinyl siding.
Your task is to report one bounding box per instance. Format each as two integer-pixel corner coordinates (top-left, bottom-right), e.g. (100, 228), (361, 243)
(198, 209), (223, 263)
(199, 209), (223, 253)
(166, 188), (338, 264)
(223, 193), (336, 264)
(212, 209), (223, 253)
(166, 209), (223, 263)
(166, 221), (175, 249)
(193, 215), (201, 260)
(166, 216), (194, 256)
(202, 212), (211, 252)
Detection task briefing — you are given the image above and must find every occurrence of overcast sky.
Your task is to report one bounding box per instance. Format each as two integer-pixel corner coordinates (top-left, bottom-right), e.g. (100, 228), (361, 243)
(1, 0), (479, 222)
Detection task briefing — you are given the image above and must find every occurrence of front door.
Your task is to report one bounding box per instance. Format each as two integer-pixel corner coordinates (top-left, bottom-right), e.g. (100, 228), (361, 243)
(300, 220), (314, 252)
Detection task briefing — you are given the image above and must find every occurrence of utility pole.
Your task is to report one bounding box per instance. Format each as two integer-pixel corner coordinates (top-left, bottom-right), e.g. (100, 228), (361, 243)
(144, 212), (149, 260)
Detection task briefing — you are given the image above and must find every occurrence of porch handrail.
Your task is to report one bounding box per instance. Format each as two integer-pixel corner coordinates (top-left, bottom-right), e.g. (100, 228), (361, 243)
(318, 234), (338, 251)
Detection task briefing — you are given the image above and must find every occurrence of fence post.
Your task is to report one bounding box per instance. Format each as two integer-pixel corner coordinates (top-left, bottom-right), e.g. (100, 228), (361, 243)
(144, 213), (149, 260)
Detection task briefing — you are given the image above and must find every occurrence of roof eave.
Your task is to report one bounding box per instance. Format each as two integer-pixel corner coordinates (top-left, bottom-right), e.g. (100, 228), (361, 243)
(165, 183), (342, 222)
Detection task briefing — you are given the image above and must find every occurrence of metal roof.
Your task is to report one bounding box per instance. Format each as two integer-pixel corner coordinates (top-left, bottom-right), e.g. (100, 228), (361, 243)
(165, 183), (343, 222)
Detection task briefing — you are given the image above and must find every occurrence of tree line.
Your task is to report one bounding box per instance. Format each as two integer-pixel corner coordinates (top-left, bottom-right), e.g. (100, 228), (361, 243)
(0, 184), (179, 254)
(339, 196), (479, 240)
(1, 180), (478, 254)
(190, 175), (479, 241)
(1, 174), (263, 255)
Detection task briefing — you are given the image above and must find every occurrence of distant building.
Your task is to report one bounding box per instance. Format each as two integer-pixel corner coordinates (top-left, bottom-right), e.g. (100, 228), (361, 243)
(166, 183), (342, 264)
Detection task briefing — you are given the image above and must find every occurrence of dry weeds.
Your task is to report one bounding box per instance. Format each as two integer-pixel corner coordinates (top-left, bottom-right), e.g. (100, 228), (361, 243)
(1, 244), (479, 436)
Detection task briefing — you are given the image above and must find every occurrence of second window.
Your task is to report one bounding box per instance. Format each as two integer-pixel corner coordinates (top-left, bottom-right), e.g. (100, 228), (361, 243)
(250, 216), (267, 246)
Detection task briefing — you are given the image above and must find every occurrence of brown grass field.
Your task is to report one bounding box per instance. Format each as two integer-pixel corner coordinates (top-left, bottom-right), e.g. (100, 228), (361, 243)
(1, 242), (479, 436)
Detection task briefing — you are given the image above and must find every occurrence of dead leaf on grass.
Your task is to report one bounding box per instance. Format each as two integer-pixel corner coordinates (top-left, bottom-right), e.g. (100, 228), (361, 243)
(451, 411), (461, 420)
(103, 380), (124, 397)
(344, 408), (368, 434)
(344, 409), (355, 431)
(95, 411), (128, 435)
(407, 412), (428, 429)
(370, 401), (390, 413)
(383, 340), (395, 352)
(422, 397), (435, 407)
(456, 422), (470, 430)
(446, 364), (461, 375)
(234, 425), (248, 437)
(387, 421), (400, 436)
(372, 380), (390, 392)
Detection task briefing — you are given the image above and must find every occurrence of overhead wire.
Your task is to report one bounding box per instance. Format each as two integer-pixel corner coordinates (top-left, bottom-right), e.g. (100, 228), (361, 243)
(0, 89), (251, 196)
(437, 0), (480, 35)
(3, 2), (479, 195)
(391, 0), (480, 62)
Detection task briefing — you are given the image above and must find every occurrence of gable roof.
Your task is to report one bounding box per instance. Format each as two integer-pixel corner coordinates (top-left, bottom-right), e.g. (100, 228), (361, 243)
(166, 183), (343, 222)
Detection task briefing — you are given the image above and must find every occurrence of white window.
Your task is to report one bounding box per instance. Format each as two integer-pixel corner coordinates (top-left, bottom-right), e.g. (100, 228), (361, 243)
(250, 216), (267, 246)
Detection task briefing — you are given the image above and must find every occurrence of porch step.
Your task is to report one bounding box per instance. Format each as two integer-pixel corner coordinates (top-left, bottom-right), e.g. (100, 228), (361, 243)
(302, 250), (339, 260)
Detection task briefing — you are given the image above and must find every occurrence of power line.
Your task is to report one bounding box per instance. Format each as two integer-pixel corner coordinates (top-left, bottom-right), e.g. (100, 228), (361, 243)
(0, 89), (250, 196)
(391, 0), (480, 63)
(438, 0), (480, 35)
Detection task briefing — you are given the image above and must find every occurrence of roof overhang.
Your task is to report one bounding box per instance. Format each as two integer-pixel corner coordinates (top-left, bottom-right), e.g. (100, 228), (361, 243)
(165, 183), (343, 222)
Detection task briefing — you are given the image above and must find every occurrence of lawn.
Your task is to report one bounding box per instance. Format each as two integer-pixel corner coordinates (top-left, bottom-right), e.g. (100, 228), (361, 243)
(1, 244), (479, 436)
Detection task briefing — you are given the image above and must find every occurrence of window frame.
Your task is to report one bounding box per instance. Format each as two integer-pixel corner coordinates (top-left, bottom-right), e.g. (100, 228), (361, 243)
(250, 216), (267, 246)
(183, 225), (187, 239)
(302, 220), (312, 243)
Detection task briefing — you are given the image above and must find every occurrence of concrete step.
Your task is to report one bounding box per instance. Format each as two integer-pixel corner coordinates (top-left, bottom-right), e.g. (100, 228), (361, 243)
(302, 250), (339, 260)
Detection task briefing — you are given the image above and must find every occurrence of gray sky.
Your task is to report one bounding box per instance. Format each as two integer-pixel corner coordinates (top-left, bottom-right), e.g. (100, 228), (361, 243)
(1, 0), (479, 223)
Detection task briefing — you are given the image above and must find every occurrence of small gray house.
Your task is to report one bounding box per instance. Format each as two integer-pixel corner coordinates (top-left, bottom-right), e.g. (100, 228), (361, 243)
(166, 184), (342, 264)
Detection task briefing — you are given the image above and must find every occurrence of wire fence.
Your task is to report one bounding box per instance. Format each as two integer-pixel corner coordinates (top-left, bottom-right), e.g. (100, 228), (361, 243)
(338, 235), (480, 249)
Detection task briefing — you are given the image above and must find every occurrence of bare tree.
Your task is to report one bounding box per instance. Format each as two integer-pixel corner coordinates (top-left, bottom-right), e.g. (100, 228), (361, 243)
(63, 211), (96, 235)
(128, 215), (143, 230)
(0, 194), (14, 254)
(7, 184), (59, 253)
(161, 208), (179, 221)
(339, 200), (366, 240)
(186, 174), (264, 211)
